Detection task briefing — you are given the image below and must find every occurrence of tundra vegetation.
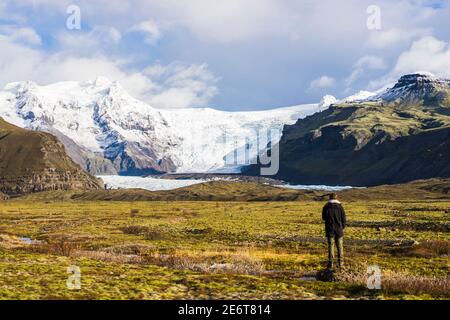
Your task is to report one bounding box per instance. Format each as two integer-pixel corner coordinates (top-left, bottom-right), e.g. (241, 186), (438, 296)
(0, 189), (448, 299)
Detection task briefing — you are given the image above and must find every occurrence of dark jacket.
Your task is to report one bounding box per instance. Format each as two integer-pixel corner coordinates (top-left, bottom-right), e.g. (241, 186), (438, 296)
(322, 200), (347, 238)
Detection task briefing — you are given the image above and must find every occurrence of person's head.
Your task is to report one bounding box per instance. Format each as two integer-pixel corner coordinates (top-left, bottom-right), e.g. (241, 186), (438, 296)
(329, 193), (338, 200)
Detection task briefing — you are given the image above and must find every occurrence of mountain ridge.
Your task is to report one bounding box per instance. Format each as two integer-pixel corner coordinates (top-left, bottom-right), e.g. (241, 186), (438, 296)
(0, 78), (321, 175)
(245, 73), (450, 186)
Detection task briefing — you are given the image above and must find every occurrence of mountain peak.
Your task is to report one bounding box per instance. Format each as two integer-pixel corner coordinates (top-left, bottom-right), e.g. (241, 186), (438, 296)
(95, 76), (112, 86)
(394, 72), (439, 86)
(319, 95), (337, 109)
(3, 80), (38, 93)
(80, 76), (119, 89)
(342, 90), (376, 103)
(377, 73), (450, 103)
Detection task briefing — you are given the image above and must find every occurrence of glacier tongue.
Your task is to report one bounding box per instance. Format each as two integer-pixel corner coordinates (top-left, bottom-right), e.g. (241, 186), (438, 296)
(0, 78), (323, 174)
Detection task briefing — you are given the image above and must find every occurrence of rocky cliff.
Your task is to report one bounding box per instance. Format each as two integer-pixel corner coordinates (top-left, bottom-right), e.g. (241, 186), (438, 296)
(0, 118), (103, 195)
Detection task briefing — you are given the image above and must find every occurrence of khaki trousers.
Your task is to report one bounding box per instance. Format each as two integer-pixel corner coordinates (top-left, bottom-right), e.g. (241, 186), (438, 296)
(327, 236), (344, 268)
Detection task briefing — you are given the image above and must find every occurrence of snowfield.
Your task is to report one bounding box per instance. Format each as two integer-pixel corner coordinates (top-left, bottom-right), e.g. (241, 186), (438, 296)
(276, 184), (356, 191)
(0, 77), (323, 174)
(99, 175), (207, 191)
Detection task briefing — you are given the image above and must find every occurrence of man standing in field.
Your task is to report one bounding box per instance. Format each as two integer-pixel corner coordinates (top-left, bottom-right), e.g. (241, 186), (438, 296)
(322, 193), (346, 269)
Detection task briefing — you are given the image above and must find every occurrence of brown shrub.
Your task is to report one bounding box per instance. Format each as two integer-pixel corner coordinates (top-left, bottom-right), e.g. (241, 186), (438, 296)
(142, 250), (265, 275)
(130, 209), (139, 217)
(382, 273), (450, 296)
(103, 244), (155, 255)
(29, 237), (81, 256)
(119, 225), (150, 235)
(72, 250), (144, 264)
(144, 230), (166, 241)
(119, 225), (171, 241)
(332, 262), (450, 297)
(419, 240), (450, 255)
(402, 240), (450, 258)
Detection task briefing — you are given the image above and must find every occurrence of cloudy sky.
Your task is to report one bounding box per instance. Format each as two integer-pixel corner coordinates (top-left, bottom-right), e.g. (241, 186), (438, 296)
(0, 0), (449, 110)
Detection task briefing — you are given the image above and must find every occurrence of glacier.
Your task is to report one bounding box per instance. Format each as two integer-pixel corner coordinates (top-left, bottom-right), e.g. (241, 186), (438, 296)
(100, 175), (207, 191)
(100, 175), (357, 192)
(0, 77), (324, 175)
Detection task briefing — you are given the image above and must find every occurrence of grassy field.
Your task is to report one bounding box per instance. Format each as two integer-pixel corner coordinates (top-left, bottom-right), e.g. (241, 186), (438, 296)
(0, 199), (449, 300)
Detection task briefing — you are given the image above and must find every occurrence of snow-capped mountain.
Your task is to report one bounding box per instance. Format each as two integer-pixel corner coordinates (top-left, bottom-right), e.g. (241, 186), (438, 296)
(319, 73), (446, 107)
(338, 73), (450, 104)
(341, 90), (376, 103)
(0, 77), (322, 175)
(375, 73), (450, 103)
(318, 95), (337, 110)
(245, 72), (450, 186)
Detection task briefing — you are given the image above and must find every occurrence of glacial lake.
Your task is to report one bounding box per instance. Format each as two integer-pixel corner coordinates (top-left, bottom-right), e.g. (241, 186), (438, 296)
(98, 175), (355, 192)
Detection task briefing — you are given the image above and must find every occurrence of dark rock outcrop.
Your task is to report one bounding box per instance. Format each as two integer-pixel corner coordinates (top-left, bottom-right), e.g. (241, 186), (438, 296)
(245, 74), (450, 186)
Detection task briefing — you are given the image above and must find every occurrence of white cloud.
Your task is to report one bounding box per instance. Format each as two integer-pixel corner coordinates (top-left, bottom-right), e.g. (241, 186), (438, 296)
(143, 64), (167, 78)
(129, 20), (162, 45)
(8, 0), (308, 43)
(0, 34), (218, 109)
(369, 36), (450, 89)
(149, 0), (291, 43)
(0, 25), (41, 45)
(4, 0), (278, 42)
(309, 75), (336, 90)
(143, 63), (219, 108)
(346, 55), (386, 86)
(2, 0), (450, 107)
(353, 55), (386, 70)
(366, 27), (432, 49)
(4, 0), (447, 47)
(0, 35), (44, 83)
(391, 36), (450, 77)
(55, 26), (121, 54)
(0, 2), (26, 22)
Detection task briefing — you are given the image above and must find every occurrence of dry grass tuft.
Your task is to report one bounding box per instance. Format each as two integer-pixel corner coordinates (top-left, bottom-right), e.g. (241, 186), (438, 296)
(119, 225), (150, 235)
(399, 240), (450, 258)
(29, 237), (81, 256)
(119, 225), (169, 240)
(130, 209), (139, 217)
(72, 250), (144, 264)
(0, 234), (30, 249)
(332, 262), (450, 297)
(382, 272), (450, 296)
(103, 244), (155, 255)
(142, 249), (265, 275)
(413, 240), (450, 256)
(144, 230), (167, 241)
